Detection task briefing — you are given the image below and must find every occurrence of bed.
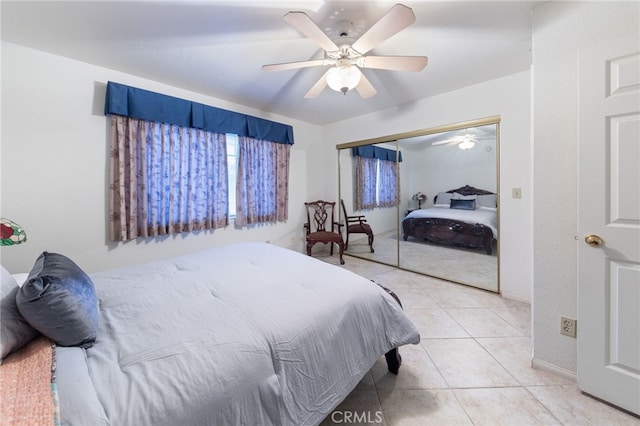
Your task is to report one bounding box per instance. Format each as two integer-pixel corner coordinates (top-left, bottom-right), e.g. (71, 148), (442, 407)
(402, 185), (497, 254)
(0, 242), (419, 426)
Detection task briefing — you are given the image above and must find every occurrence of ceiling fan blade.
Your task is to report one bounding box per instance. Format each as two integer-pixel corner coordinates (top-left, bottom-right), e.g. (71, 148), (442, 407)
(355, 70), (377, 99)
(284, 11), (339, 53)
(351, 4), (416, 55)
(262, 59), (331, 72)
(304, 70), (329, 99)
(357, 55), (428, 72)
(432, 138), (461, 146)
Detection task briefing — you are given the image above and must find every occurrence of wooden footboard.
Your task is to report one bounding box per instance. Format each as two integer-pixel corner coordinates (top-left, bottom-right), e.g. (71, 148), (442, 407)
(402, 217), (494, 254)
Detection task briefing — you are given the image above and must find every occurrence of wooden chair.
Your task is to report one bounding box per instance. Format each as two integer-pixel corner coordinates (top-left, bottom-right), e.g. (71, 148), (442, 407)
(340, 199), (375, 253)
(304, 200), (345, 265)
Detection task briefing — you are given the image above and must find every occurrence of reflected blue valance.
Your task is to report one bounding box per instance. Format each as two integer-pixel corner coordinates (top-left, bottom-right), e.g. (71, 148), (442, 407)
(104, 81), (294, 145)
(352, 145), (402, 162)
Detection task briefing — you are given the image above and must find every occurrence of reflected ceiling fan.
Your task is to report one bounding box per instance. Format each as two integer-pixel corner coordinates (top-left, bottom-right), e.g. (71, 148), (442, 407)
(432, 131), (484, 150)
(262, 3), (428, 99)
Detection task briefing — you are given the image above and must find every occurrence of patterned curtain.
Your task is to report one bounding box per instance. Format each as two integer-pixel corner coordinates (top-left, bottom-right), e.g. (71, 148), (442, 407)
(109, 115), (228, 241)
(355, 155), (377, 210)
(378, 158), (399, 207)
(235, 136), (290, 226)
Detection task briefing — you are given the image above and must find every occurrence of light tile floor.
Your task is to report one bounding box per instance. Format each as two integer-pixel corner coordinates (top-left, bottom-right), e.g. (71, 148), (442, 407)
(316, 253), (639, 426)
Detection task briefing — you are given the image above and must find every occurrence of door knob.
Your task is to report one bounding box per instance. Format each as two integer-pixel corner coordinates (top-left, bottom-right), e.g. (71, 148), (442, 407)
(584, 234), (604, 247)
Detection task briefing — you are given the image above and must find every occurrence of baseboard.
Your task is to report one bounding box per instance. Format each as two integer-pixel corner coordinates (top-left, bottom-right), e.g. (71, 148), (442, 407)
(531, 357), (577, 382)
(500, 291), (531, 304)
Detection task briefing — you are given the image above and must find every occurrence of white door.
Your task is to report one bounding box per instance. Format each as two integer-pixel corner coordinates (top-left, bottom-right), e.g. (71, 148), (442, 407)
(578, 34), (640, 416)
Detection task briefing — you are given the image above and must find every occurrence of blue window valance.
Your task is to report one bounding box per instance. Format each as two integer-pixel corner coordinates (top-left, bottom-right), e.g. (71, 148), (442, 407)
(104, 81), (294, 145)
(352, 145), (402, 162)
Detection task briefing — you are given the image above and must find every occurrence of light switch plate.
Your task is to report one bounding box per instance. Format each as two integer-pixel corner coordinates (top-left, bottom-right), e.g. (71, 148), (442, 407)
(512, 187), (522, 199)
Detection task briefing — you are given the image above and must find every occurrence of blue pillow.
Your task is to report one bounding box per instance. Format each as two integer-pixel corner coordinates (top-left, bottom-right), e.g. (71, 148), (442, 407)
(17, 252), (98, 348)
(1, 266), (40, 361)
(450, 198), (476, 210)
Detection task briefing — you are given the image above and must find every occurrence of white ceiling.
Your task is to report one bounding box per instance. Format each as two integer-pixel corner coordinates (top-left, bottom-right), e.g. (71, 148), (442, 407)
(1, 0), (541, 126)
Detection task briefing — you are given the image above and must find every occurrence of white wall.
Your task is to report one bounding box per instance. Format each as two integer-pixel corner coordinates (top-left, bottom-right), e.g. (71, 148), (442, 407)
(323, 71), (533, 303)
(0, 41), (323, 273)
(531, 1), (639, 374)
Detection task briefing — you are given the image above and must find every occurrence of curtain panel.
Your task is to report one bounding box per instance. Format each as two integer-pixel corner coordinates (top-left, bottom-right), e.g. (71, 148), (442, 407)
(354, 156), (378, 211)
(353, 147), (400, 210)
(235, 136), (290, 226)
(377, 159), (400, 207)
(109, 116), (229, 241)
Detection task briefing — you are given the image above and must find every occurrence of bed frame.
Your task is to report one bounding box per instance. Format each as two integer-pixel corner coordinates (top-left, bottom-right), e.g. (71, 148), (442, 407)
(402, 185), (495, 255)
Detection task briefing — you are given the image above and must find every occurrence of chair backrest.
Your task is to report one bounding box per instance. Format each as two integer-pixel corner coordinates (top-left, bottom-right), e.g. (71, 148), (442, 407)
(340, 199), (348, 223)
(305, 200), (337, 233)
(340, 199), (366, 225)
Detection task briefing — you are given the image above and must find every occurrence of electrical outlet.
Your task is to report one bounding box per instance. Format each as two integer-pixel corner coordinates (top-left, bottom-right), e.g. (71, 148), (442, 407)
(560, 316), (577, 337)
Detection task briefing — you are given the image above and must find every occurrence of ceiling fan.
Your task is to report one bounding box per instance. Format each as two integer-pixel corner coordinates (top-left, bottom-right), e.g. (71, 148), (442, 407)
(262, 3), (428, 99)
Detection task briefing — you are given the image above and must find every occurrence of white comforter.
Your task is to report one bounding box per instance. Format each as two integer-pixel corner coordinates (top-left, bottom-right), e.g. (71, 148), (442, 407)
(58, 242), (420, 426)
(404, 206), (498, 237)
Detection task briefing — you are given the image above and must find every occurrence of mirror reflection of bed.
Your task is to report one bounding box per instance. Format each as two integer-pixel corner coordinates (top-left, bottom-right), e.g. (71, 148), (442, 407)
(338, 119), (499, 293)
(400, 185), (497, 291)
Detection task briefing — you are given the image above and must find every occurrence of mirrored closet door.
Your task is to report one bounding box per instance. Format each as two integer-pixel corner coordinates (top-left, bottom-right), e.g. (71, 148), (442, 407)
(337, 117), (500, 293)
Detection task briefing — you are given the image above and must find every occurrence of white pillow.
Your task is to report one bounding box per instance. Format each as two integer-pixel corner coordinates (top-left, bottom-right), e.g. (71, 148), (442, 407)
(435, 192), (453, 205)
(11, 273), (29, 287)
(452, 192), (478, 201)
(478, 194), (497, 208)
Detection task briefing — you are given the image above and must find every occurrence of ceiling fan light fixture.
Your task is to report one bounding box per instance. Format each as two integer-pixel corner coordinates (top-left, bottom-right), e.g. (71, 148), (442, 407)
(326, 65), (360, 94)
(458, 140), (475, 150)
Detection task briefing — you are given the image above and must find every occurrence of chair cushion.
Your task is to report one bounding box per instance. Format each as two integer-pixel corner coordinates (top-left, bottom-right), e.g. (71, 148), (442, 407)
(306, 231), (343, 244)
(348, 223), (372, 234)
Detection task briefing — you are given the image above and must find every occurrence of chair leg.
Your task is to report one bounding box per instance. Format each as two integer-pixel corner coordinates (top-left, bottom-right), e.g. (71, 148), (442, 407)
(337, 241), (345, 265)
(345, 233), (350, 250)
(368, 232), (375, 253)
(306, 242), (313, 257)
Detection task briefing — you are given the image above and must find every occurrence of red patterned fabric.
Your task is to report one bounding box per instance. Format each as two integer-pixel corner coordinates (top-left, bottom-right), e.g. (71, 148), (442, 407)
(0, 337), (57, 425)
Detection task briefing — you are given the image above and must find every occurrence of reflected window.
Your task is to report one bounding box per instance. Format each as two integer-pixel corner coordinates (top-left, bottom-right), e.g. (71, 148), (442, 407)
(352, 145), (401, 210)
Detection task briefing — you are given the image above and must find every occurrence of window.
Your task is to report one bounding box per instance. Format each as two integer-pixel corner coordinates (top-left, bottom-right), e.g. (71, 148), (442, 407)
(109, 119), (290, 241)
(106, 82), (294, 241)
(226, 133), (238, 217)
(109, 116), (228, 241)
(234, 136), (290, 226)
(353, 147), (399, 210)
